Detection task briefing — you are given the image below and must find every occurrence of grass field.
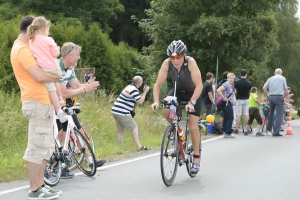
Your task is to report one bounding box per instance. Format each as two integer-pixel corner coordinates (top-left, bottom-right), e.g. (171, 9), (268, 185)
(0, 90), (298, 182)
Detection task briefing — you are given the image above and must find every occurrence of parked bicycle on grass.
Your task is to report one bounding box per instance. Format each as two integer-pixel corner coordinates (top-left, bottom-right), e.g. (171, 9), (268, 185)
(44, 104), (97, 187)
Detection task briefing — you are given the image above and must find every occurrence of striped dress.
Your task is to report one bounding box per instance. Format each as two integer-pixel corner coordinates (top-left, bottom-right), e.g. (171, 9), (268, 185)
(111, 85), (141, 116)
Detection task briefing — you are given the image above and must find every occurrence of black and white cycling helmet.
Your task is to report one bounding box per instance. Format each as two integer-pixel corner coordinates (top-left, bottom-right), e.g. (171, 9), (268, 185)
(167, 40), (187, 56)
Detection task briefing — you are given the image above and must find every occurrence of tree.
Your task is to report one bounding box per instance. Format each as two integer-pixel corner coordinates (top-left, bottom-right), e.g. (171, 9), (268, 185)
(269, 0), (300, 105)
(137, 0), (280, 88)
(0, 0), (124, 33)
(109, 0), (151, 50)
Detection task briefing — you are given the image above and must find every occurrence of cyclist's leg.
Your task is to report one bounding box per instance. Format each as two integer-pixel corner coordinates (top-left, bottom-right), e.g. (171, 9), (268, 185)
(189, 115), (201, 159)
(162, 88), (175, 123)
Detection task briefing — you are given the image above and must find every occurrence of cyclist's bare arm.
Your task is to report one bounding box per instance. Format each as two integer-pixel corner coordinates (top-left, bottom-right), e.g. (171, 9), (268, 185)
(27, 65), (61, 83)
(151, 59), (169, 111)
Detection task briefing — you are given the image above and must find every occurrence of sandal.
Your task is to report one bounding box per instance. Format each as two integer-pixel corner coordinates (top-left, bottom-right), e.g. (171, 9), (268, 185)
(137, 146), (151, 151)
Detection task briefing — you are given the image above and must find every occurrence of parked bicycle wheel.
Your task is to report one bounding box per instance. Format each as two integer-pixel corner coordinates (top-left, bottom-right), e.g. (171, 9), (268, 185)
(44, 141), (62, 187)
(69, 129), (97, 176)
(80, 122), (94, 153)
(160, 124), (179, 186)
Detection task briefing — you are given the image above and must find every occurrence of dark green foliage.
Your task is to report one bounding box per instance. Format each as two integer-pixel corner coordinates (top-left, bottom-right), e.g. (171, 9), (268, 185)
(0, 0), (124, 33)
(0, 16), (146, 95)
(109, 0), (151, 50)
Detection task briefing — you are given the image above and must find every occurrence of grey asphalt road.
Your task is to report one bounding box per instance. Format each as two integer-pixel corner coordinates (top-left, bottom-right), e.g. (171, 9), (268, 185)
(1, 120), (300, 200)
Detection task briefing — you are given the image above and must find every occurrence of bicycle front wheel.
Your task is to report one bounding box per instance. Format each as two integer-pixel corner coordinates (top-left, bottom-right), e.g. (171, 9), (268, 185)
(69, 129), (97, 176)
(44, 141), (62, 186)
(160, 125), (179, 186)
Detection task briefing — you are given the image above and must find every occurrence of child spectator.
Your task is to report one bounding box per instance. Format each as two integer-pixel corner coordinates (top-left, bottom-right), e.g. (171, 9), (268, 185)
(260, 98), (267, 131)
(28, 16), (66, 123)
(244, 87), (264, 136)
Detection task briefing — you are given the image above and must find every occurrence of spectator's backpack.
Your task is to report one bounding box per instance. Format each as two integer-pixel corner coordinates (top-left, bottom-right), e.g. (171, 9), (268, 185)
(213, 120), (222, 135)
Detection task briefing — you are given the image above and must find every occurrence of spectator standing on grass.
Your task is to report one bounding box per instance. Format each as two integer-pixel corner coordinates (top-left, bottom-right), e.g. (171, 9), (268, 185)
(56, 42), (105, 178)
(233, 69), (252, 134)
(244, 87), (264, 136)
(217, 73), (236, 138)
(202, 72), (215, 116)
(111, 76), (151, 151)
(11, 15), (62, 199)
(263, 68), (288, 136)
(217, 71), (229, 132)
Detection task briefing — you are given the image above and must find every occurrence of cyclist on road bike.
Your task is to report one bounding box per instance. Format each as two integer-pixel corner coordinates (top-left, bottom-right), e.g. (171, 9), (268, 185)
(151, 40), (203, 174)
(56, 42), (105, 178)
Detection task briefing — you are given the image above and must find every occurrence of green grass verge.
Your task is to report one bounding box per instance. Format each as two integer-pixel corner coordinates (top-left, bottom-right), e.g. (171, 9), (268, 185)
(0, 90), (298, 182)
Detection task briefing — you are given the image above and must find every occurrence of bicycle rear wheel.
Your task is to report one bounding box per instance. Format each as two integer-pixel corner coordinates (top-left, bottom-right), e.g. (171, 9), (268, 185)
(160, 125), (179, 186)
(69, 129), (97, 176)
(44, 141), (62, 186)
(80, 122), (94, 153)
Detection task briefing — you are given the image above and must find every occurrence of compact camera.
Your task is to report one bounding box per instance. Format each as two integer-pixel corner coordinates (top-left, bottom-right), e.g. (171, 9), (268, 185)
(143, 84), (152, 91)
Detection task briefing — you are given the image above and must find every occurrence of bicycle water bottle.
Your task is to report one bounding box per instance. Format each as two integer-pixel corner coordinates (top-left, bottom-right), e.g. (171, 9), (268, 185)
(178, 128), (186, 143)
(169, 102), (176, 119)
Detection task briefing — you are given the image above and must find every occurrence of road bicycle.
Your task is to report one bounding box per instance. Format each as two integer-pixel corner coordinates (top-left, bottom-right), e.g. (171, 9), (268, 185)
(159, 99), (201, 186)
(44, 105), (97, 186)
(67, 103), (95, 171)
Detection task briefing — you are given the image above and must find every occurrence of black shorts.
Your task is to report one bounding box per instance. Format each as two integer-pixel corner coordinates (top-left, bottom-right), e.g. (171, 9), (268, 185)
(56, 114), (81, 132)
(167, 88), (202, 117)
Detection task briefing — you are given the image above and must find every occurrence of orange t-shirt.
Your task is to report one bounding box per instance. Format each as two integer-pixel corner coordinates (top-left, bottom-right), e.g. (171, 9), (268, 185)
(10, 40), (51, 104)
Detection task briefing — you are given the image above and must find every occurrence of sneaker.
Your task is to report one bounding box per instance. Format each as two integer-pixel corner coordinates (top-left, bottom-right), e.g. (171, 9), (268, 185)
(57, 111), (67, 123)
(190, 161), (200, 174)
(89, 158), (106, 168)
(233, 129), (239, 134)
(28, 187), (59, 199)
(280, 128), (284, 132)
(224, 134), (235, 138)
(59, 98), (65, 107)
(61, 167), (74, 179)
(44, 185), (62, 195)
(256, 132), (265, 136)
(244, 131), (249, 136)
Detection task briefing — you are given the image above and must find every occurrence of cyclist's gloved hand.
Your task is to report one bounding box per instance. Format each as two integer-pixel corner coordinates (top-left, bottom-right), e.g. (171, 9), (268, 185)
(151, 102), (159, 111)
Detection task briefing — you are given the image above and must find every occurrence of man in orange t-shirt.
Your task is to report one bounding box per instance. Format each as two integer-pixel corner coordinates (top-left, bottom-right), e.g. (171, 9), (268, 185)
(10, 16), (62, 199)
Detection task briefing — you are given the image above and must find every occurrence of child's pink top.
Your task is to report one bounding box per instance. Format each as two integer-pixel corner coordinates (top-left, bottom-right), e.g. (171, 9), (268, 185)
(29, 35), (60, 69)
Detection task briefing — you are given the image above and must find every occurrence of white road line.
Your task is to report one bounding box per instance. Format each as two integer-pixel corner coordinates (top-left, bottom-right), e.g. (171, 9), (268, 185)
(0, 135), (223, 196)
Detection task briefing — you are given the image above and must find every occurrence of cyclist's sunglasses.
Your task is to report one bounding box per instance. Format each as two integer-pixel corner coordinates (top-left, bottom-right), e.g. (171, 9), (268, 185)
(67, 44), (76, 55)
(170, 55), (184, 60)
